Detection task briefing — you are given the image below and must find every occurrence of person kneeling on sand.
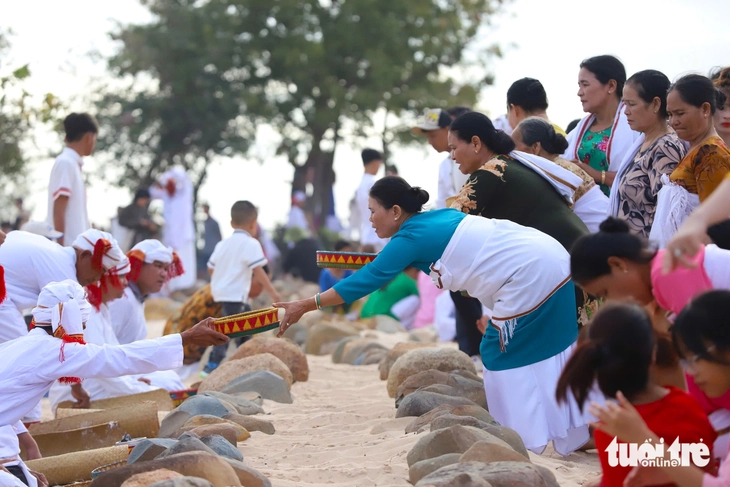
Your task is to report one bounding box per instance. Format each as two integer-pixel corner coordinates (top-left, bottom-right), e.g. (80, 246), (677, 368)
(0, 280), (228, 429)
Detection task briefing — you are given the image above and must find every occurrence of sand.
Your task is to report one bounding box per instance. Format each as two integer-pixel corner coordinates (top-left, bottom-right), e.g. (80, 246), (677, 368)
(239, 354), (602, 486)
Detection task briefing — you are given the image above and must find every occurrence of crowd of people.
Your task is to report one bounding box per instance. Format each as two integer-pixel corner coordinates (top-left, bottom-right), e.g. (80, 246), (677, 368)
(0, 53), (729, 487)
(274, 56), (730, 487)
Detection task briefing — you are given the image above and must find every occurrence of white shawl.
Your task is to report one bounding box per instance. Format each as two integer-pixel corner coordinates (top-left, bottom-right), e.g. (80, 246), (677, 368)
(608, 134), (645, 217)
(429, 215), (570, 350)
(563, 102), (640, 172)
(509, 151), (583, 205)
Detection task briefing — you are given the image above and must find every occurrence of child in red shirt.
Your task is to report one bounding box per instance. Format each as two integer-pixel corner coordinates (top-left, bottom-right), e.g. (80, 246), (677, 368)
(556, 302), (716, 487)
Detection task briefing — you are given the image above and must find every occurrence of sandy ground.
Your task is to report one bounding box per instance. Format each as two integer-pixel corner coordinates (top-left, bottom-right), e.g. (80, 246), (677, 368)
(239, 355), (602, 487)
(41, 318), (602, 486)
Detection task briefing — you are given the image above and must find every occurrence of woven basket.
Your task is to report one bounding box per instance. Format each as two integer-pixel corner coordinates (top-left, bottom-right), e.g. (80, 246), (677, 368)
(213, 307), (280, 338)
(26, 445), (129, 486)
(316, 250), (376, 269)
(55, 408), (105, 418)
(56, 388), (173, 412)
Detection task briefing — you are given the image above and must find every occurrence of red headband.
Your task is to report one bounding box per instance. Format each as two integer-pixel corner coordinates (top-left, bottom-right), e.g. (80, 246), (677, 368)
(0, 266), (5, 305)
(91, 239), (113, 271)
(126, 249), (185, 283)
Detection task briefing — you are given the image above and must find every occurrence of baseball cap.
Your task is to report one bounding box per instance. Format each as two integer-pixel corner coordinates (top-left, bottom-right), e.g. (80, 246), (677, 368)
(21, 221), (63, 239)
(411, 108), (450, 135)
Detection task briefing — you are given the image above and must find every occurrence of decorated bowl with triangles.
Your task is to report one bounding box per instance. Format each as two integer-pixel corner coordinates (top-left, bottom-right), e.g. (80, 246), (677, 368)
(316, 251), (377, 270)
(213, 307), (280, 338)
(169, 388), (198, 407)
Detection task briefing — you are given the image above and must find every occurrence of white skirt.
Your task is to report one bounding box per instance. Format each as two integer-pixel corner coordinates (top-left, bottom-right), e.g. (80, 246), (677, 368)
(482, 341), (590, 456)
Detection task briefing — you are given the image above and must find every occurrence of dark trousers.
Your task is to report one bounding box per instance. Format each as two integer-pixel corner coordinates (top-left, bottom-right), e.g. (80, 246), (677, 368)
(208, 302), (252, 366)
(5, 465), (29, 486)
(450, 291), (483, 357)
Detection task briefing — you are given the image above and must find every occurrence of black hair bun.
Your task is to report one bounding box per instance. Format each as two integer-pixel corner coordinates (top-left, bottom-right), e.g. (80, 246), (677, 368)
(599, 217), (630, 234)
(411, 187), (430, 205)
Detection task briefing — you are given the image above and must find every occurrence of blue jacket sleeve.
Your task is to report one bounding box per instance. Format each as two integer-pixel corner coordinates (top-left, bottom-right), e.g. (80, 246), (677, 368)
(333, 234), (416, 304)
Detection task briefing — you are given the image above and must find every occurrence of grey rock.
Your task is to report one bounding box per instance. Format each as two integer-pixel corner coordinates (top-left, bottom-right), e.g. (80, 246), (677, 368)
(128, 439), (178, 464)
(430, 414), (497, 434)
(159, 410), (193, 439)
(409, 453), (462, 484)
(396, 391), (479, 418)
(148, 478), (214, 487)
(331, 336), (361, 364)
(176, 395), (230, 418)
(342, 341), (388, 365)
(199, 434), (244, 461)
(156, 437), (217, 459)
(407, 425), (513, 467)
(406, 405), (497, 434)
(221, 370), (293, 404)
(222, 413), (276, 435)
(356, 348), (389, 366)
(374, 315), (406, 333)
(281, 322), (308, 346)
(198, 391), (265, 415)
(416, 461), (553, 487)
(459, 441), (530, 464)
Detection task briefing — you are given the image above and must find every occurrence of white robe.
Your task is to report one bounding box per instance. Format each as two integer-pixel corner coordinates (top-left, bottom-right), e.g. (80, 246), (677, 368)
(109, 287), (148, 345)
(0, 329), (183, 427)
(437, 156), (470, 209)
(149, 169), (197, 291)
(48, 303), (184, 412)
(0, 232), (77, 343)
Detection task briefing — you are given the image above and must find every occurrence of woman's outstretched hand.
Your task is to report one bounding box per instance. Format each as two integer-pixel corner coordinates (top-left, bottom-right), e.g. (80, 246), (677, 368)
(274, 298), (315, 338)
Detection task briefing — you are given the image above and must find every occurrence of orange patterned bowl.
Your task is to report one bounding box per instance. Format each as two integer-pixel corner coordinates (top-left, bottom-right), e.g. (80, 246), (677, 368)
(316, 251), (377, 270)
(169, 388), (198, 407)
(213, 307), (280, 338)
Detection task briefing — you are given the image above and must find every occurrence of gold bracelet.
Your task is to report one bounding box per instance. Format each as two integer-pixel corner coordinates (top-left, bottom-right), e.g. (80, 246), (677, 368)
(601, 170), (606, 185)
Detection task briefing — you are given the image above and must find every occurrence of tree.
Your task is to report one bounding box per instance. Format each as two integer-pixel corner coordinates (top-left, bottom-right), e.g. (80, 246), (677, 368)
(99, 0), (505, 223)
(0, 30), (63, 218)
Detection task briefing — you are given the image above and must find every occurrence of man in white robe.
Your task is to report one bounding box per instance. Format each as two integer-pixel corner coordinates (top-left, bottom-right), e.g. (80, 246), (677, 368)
(49, 252), (184, 412)
(149, 167), (197, 291)
(110, 240), (185, 349)
(0, 280), (228, 428)
(0, 229), (125, 422)
(354, 149), (388, 251)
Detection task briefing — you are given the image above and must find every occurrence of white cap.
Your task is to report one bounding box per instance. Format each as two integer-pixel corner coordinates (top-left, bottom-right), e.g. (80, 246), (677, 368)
(21, 221), (63, 239)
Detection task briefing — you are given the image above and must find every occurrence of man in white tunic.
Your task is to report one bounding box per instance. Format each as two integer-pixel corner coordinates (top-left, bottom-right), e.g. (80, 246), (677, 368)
(110, 240), (185, 346)
(0, 280), (228, 428)
(0, 229), (125, 344)
(49, 253), (184, 412)
(354, 149), (388, 251)
(46, 113), (98, 246)
(149, 167), (197, 291)
(411, 107), (471, 209)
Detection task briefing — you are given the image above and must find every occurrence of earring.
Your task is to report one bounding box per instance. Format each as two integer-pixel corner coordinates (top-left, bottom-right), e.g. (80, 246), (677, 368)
(394, 217), (399, 221)
(654, 110), (658, 114)
(474, 150), (478, 153)
(623, 269), (628, 273)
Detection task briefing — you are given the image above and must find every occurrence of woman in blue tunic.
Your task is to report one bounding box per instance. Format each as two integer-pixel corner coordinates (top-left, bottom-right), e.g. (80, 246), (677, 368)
(275, 176), (590, 455)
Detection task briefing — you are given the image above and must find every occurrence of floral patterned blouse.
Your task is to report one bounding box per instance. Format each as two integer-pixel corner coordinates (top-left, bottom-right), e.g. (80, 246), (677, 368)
(615, 132), (686, 238)
(578, 126), (612, 195)
(670, 136), (730, 202)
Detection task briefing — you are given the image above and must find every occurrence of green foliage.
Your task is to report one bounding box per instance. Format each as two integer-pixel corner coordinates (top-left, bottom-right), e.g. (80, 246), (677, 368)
(98, 0), (506, 216)
(0, 30), (64, 214)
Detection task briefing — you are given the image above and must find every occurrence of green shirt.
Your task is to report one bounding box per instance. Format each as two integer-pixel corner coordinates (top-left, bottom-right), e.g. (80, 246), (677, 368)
(360, 272), (419, 321)
(577, 126), (612, 195)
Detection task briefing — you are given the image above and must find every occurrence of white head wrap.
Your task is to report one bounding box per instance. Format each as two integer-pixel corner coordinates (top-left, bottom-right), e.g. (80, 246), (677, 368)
(72, 229), (125, 272)
(31, 280), (91, 337)
(130, 239), (174, 264)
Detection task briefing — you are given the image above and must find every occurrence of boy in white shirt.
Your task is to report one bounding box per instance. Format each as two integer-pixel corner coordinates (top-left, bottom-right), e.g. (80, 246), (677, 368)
(47, 113), (98, 246)
(204, 201), (281, 375)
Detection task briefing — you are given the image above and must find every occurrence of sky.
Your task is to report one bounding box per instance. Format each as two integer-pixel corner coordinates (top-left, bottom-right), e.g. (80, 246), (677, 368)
(1, 0), (728, 238)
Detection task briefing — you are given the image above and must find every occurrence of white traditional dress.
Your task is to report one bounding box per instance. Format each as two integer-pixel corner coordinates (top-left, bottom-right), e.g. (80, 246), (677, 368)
(0, 281), (184, 428)
(46, 147), (90, 246)
(48, 301), (183, 412)
(0, 230), (124, 423)
(149, 168), (197, 291)
(332, 209), (590, 455)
